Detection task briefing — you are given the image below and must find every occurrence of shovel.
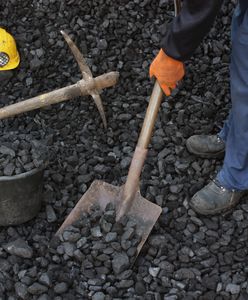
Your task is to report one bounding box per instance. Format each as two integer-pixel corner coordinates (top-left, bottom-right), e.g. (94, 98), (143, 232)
(57, 0), (182, 256)
(57, 80), (164, 255)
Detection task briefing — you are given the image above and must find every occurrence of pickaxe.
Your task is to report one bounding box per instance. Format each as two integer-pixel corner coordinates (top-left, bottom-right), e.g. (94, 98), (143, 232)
(0, 31), (119, 128)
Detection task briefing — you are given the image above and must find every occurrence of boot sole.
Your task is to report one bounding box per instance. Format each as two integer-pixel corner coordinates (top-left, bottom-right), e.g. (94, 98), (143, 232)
(189, 192), (248, 216)
(189, 201), (236, 216)
(186, 141), (225, 159)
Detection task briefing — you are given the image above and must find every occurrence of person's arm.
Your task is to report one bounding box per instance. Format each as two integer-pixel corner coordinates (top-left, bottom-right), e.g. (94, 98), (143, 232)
(162, 0), (224, 61)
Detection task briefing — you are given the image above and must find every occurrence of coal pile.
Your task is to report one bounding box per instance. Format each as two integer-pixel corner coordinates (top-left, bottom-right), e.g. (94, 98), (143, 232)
(0, 203), (143, 299)
(0, 132), (48, 176)
(1, 0), (248, 299)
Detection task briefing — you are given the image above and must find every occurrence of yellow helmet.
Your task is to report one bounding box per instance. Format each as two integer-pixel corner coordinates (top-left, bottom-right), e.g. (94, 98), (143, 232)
(0, 28), (20, 71)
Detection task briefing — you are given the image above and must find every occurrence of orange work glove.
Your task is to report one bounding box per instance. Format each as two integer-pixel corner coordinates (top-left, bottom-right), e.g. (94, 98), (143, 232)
(149, 49), (185, 96)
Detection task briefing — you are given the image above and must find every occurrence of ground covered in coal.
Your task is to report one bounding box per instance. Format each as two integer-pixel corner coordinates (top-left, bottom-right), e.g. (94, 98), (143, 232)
(1, 0), (248, 299)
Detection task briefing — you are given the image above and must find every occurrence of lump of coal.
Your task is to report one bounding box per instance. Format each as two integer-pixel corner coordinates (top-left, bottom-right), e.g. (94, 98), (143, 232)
(3, 238), (33, 258)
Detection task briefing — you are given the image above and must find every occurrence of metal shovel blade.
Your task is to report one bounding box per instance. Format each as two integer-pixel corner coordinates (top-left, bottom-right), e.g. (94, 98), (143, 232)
(57, 180), (162, 255)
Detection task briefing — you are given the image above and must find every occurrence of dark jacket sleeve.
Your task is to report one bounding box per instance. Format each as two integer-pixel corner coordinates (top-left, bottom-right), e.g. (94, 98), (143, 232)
(161, 0), (224, 61)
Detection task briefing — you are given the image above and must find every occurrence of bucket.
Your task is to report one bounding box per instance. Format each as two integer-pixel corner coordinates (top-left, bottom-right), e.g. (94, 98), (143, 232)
(0, 168), (44, 226)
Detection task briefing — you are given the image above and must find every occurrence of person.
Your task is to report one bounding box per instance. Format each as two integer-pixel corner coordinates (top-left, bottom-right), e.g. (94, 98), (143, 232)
(0, 27), (20, 81)
(150, 0), (248, 215)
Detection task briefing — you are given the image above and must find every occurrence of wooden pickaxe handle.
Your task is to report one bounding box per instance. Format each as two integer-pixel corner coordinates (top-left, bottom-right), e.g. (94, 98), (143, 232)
(0, 71), (119, 120)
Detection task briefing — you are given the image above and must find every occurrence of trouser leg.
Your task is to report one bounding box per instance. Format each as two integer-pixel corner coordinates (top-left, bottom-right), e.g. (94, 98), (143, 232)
(217, 7), (248, 190)
(218, 111), (233, 142)
(218, 4), (243, 141)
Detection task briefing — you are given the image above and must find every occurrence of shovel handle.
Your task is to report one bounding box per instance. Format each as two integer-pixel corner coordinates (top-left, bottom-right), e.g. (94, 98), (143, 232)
(118, 1), (182, 220)
(137, 81), (164, 149)
(117, 81), (163, 219)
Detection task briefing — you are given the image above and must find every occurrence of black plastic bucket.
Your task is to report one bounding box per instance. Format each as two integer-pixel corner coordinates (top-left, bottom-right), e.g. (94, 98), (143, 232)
(0, 168), (44, 226)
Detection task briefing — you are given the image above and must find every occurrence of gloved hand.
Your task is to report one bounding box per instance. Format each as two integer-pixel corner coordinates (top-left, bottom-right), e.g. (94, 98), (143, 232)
(149, 49), (185, 96)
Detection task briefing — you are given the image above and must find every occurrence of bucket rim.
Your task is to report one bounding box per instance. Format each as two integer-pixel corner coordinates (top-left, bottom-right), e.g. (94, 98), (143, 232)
(0, 167), (44, 182)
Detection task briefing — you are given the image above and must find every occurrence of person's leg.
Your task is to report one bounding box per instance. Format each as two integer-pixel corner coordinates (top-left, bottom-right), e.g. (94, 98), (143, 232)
(239, 0), (248, 16)
(217, 7), (248, 191)
(189, 5), (248, 215)
(186, 4), (241, 157)
(218, 111), (232, 142)
(218, 3), (244, 141)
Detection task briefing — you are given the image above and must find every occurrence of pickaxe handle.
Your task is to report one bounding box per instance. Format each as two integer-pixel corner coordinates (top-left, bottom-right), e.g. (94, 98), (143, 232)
(0, 71), (119, 120)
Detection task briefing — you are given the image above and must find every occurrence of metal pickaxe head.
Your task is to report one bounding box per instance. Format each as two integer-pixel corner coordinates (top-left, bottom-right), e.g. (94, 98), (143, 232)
(61, 30), (107, 128)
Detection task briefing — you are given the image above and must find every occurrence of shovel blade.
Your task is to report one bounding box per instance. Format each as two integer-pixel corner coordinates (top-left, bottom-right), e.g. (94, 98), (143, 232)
(57, 180), (162, 255)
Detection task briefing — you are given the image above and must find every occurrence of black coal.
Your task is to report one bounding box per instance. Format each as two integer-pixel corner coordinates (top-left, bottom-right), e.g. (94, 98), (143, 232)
(1, 203), (142, 299)
(0, 132), (48, 176)
(1, 0), (248, 299)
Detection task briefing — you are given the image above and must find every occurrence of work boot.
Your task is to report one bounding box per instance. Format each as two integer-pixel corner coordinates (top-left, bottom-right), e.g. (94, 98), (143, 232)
(189, 179), (247, 215)
(186, 135), (225, 158)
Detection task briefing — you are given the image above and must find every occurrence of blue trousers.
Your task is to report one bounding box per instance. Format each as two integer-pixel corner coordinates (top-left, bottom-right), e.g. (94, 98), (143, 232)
(217, 1), (248, 190)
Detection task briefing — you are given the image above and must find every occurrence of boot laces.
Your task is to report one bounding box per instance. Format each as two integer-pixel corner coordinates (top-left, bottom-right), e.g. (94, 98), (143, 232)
(212, 178), (235, 193)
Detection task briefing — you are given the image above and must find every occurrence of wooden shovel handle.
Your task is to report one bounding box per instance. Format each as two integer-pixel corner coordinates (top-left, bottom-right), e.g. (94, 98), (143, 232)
(118, 0), (182, 219)
(137, 81), (164, 149)
(136, 0), (181, 149)
(117, 81), (163, 219)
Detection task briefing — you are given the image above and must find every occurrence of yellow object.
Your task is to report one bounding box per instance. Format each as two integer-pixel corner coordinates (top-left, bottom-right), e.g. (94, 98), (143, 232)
(0, 28), (20, 71)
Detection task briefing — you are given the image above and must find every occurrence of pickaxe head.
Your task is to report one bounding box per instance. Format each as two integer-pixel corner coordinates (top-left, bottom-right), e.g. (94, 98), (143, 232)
(61, 30), (107, 129)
